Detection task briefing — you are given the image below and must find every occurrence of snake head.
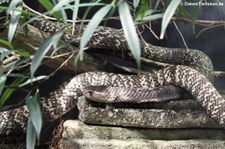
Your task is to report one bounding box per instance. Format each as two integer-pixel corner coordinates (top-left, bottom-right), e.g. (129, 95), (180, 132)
(82, 86), (109, 103)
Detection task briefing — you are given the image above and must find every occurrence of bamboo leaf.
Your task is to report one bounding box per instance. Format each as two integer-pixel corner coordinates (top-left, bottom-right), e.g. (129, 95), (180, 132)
(75, 4), (111, 63)
(7, 0), (22, 43)
(133, 0), (140, 9)
(72, 0), (80, 35)
(26, 92), (42, 141)
(8, 6), (22, 43)
(19, 75), (47, 87)
(60, 5), (68, 25)
(118, 1), (141, 72)
(62, 2), (105, 8)
(51, 0), (71, 13)
(38, 0), (61, 20)
(0, 75), (7, 96)
(15, 49), (30, 57)
(135, 9), (156, 20)
(136, 12), (164, 22)
(0, 47), (11, 61)
(6, 0), (21, 14)
(143, 13), (164, 21)
(52, 31), (64, 49)
(26, 117), (37, 149)
(0, 39), (14, 50)
(30, 31), (63, 78)
(138, 0), (148, 20)
(160, 0), (181, 39)
(0, 76), (25, 106)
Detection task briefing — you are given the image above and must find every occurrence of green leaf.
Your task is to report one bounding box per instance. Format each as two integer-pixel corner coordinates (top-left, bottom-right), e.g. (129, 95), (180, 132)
(0, 75), (7, 96)
(15, 49), (30, 57)
(51, 0), (71, 13)
(8, 6), (22, 42)
(75, 4), (112, 62)
(190, 4), (201, 35)
(133, 0), (140, 9)
(0, 47), (11, 61)
(7, 0), (22, 43)
(143, 13), (164, 21)
(26, 93), (42, 141)
(177, 5), (187, 18)
(118, 1), (141, 73)
(56, 1), (105, 11)
(137, 0), (148, 20)
(26, 117), (37, 149)
(63, 2), (105, 8)
(60, 6), (68, 25)
(71, 0), (80, 35)
(19, 75), (47, 87)
(136, 12), (164, 22)
(30, 31), (63, 78)
(160, 0), (181, 39)
(0, 47), (10, 53)
(6, 0), (22, 14)
(0, 39), (14, 50)
(154, 0), (161, 10)
(135, 9), (155, 20)
(0, 76), (25, 106)
(38, 0), (61, 20)
(52, 31), (64, 49)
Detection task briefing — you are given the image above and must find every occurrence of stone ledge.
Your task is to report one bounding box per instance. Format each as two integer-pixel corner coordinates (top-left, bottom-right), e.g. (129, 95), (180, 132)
(62, 120), (225, 140)
(59, 120), (225, 149)
(59, 139), (225, 149)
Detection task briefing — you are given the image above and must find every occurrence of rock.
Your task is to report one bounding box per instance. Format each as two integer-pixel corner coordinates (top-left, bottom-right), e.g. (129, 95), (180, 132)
(77, 97), (221, 128)
(60, 139), (225, 149)
(73, 97), (225, 148)
(59, 120), (225, 149)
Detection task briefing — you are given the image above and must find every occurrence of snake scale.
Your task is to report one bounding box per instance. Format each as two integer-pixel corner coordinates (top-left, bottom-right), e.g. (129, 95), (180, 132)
(0, 19), (224, 136)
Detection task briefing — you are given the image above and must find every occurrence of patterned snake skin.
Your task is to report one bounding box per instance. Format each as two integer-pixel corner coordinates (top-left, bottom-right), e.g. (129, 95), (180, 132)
(82, 85), (191, 103)
(34, 20), (214, 80)
(0, 19), (224, 135)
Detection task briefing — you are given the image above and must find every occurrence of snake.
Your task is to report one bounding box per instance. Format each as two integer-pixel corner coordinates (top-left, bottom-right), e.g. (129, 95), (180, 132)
(0, 18), (224, 136)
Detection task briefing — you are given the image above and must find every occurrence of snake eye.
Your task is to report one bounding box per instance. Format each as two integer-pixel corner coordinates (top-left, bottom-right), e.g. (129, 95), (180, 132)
(88, 90), (93, 96)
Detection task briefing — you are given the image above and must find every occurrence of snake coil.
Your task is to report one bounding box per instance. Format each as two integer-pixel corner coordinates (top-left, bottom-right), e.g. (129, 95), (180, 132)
(1, 20), (223, 135)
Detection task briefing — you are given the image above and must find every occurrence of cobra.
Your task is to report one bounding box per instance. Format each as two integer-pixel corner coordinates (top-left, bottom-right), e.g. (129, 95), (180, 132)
(1, 19), (224, 136)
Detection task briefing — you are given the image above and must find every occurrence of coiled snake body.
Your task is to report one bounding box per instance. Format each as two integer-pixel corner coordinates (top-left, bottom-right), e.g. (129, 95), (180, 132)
(1, 20), (224, 135)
